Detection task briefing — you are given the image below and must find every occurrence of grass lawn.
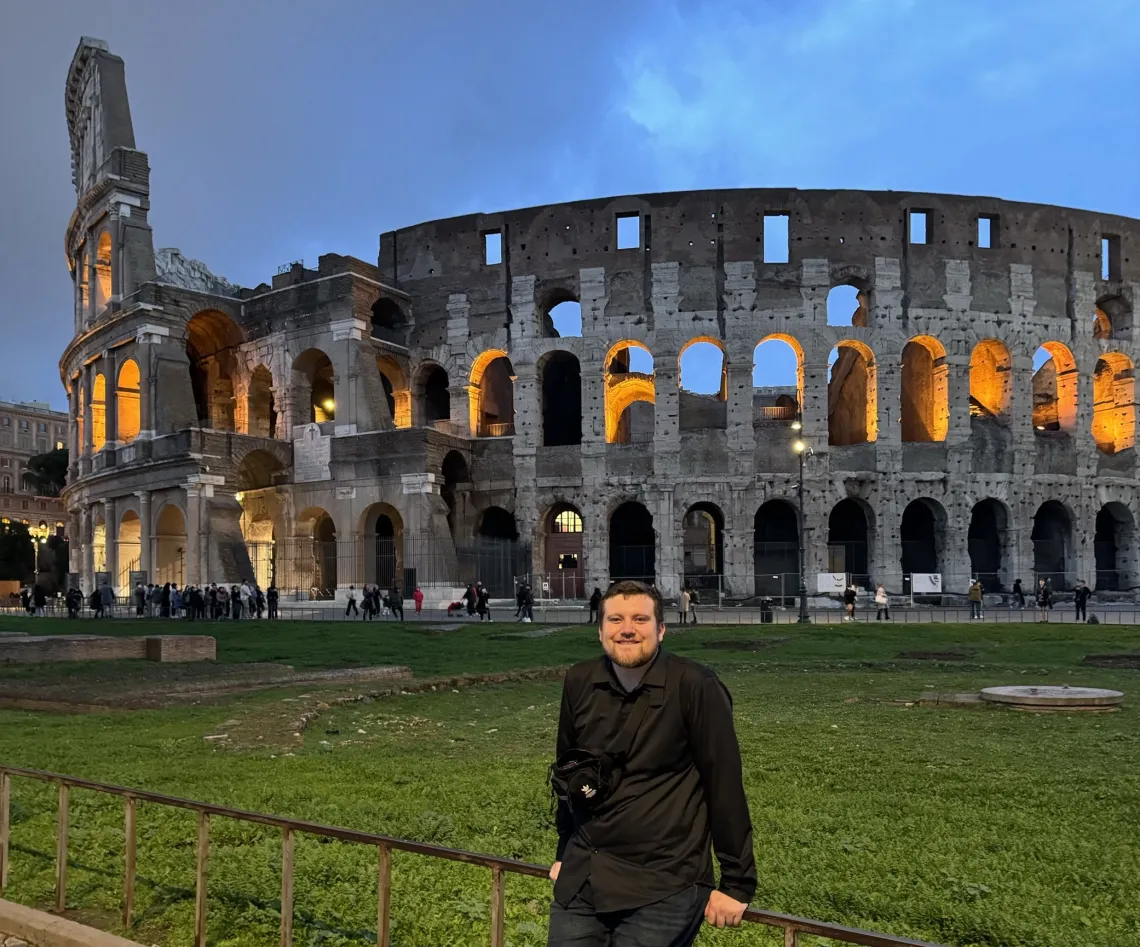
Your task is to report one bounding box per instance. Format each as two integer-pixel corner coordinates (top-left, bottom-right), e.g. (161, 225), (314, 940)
(0, 617), (1137, 946)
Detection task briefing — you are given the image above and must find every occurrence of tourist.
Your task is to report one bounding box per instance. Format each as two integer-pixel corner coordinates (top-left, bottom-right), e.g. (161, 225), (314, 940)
(678, 587), (691, 625)
(546, 580), (754, 944)
(1012, 578), (1025, 609)
(231, 585), (243, 620)
(843, 583), (857, 621)
(1035, 579), (1051, 622)
(267, 584), (279, 619)
(519, 583), (534, 622)
(874, 583), (890, 621)
(1074, 580), (1091, 622)
(687, 586), (699, 624)
(588, 587), (602, 624)
(361, 586), (375, 620)
(89, 587), (103, 618)
(100, 582), (115, 618)
(413, 586), (423, 615)
(134, 582), (146, 617)
(464, 584), (477, 617)
(255, 585), (265, 618)
(345, 584), (359, 618)
(171, 584), (183, 617)
(968, 578), (984, 620)
(475, 582), (492, 622)
(32, 584), (46, 617)
(390, 585), (404, 621)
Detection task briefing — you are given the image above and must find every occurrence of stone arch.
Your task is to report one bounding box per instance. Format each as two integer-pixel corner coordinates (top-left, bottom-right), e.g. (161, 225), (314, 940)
(116, 359), (141, 444)
(681, 501), (724, 593)
(541, 287), (582, 338)
(827, 340), (877, 445)
(899, 497), (948, 583)
(360, 502), (404, 590)
(1032, 342), (1078, 433)
(117, 508), (141, 589)
(469, 350), (515, 437)
(1094, 501), (1136, 590)
(441, 450), (471, 538)
(539, 502), (584, 598)
(154, 503), (187, 587)
(678, 337), (727, 398)
(753, 498), (800, 600)
(968, 497), (1011, 591)
(609, 500), (655, 583)
(94, 230), (112, 313)
(754, 333), (804, 420)
(1031, 500), (1073, 588)
(296, 506), (338, 599)
(246, 365), (277, 438)
(376, 356), (411, 429)
(187, 310), (245, 431)
(414, 362), (452, 427)
(479, 506), (519, 540)
(605, 341), (655, 444)
(539, 350), (582, 446)
(1092, 352), (1135, 454)
(91, 372), (107, 451)
(1095, 296), (1130, 341)
(826, 281), (870, 327)
(969, 339), (1012, 419)
(236, 448), (285, 491)
(370, 296), (407, 342)
(901, 335), (949, 443)
(828, 497), (873, 586)
(292, 348), (336, 424)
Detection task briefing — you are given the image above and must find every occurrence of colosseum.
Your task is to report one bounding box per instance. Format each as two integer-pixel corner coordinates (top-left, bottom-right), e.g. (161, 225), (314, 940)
(60, 36), (1140, 606)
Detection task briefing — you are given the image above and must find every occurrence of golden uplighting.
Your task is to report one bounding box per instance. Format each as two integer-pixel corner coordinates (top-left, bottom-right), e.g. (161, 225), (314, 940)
(793, 439), (806, 454)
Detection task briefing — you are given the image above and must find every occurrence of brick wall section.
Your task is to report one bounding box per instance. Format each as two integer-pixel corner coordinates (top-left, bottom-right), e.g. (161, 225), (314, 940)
(144, 635), (216, 662)
(0, 635), (215, 664)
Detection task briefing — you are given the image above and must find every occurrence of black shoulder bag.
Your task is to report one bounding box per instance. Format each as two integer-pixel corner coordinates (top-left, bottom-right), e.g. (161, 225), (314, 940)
(548, 686), (653, 818)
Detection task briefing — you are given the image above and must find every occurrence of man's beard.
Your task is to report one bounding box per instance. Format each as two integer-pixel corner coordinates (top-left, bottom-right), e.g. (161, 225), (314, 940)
(609, 639), (658, 668)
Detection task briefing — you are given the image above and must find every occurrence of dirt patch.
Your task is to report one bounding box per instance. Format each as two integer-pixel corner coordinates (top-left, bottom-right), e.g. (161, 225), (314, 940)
(702, 637), (789, 652)
(897, 651), (974, 661)
(1084, 653), (1140, 669)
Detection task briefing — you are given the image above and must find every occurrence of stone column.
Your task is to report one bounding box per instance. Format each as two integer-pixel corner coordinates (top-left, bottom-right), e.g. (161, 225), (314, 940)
(136, 490), (153, 580)
(722, 486), (752, 599)
(186, 484), (203, 586)
(103, 498), (118, 590)
(81, 506), (94, 593)
(103, 353), (119, 448)
(582, 493), (609, 593)
(801, 361), (829, 446)
(1075, 358), (1096, 479)
(655, 489), (679, 599)
(581, 368), (605, 445)
(67, 386), (80, 481)
(450, 385), (471, 436)
(724, 359), (755, 473)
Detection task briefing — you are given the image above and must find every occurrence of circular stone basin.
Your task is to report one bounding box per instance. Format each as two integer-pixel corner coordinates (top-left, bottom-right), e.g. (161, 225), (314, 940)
(980, 685), (1124, 712)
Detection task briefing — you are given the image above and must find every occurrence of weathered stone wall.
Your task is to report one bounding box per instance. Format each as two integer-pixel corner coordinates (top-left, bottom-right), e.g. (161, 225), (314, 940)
(0, 634), (214, 664)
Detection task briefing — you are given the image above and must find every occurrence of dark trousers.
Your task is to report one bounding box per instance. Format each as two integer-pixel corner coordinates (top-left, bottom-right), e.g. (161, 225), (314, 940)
(346, 600), (359, 617)
(1076, 601), (1087, 621)
(548, 882), (708, 947)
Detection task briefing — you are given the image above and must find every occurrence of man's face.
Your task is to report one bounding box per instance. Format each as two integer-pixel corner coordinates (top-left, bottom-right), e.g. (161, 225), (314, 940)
(598, 593), (665, 668)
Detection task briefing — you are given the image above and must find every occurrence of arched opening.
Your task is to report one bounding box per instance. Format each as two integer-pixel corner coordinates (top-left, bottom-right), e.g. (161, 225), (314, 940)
(1095, 297), (1131, 342)
(91, 373), (107, 451)
(154, 505), (186, 587)
(1095, 502), (1135, 591)
(474, 507), (521, 597)
(370, 297), (407, 343)
(1094, 307), (1112, 340)
(548, 300), (582, 338)
(92, 512), (107, 574)
(94, 231), (112, 313)
(609, 501), (655, 583)
(479, 507), (519, 541)
(753, 335), (803, 423)
(1032, 343), (1078, 433)
(968, 498), (1009, 591)
(376, 356), (411, 429)
(541, 352), (582, 446)
(753, 500), (799, 602)
(361, 503), (404, 590)
(901, 336), (949, 442)
(827, 342), (877, 445)
(441, 450), (470, 538)
(296, 509), (338, 599)
(679, 339), (727, 397)
(76, 245), (89, 325)
(292, 348), (336, 424)
(1092, 352), (1136, 454)
(117, 510), (141, 590)
(605, 342), (655, 444)
(247, 366), (276, 438)
(826, 283), (869, 327)
(237, 450), (284, 588)
(470, 351), (516, 437)
(900, 498), (946, 589)
(419, 364), (451, 427)
(681, 502), (723, 595)
(828, 499), (870, 587)
(1032, 500), (1072, 588)
(969, 340), (1012, 420)
(187, 310), (244, 431)
(116, 360), (141, 444)
(543, 504), (584, 598)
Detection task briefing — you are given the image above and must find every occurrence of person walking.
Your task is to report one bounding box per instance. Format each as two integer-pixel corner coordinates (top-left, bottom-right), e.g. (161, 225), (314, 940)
(464, 584), (477, 617)
(100, 582), (115, 618)
(1035, 579), (1051, 622)
(588, 587), (602, 625)
(843, 583), (857, 621)
(678, 587), (691, 625)
(1012, 578), (1025, 609)
(874, 583), (890, 621)
(345, 585), (359, 618)
(1074, 580), (1091, 622)
(267, 584), (279, 620)
(476, 582), (492, 622)
(413, 586), (424, 616)
(547, 580), (755, 945)
(390, 585), (404, 621)
(968, 578), (984, 620)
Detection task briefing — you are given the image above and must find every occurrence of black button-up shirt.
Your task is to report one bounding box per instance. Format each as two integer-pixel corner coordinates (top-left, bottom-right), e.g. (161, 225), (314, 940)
(553, 649), (757, 913)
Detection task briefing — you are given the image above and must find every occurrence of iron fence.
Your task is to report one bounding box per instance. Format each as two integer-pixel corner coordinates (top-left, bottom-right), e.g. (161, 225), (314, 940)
(0, 765), (947, 947)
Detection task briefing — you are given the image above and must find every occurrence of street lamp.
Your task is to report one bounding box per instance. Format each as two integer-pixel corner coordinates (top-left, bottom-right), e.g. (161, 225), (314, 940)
(793, 430), (813, 623)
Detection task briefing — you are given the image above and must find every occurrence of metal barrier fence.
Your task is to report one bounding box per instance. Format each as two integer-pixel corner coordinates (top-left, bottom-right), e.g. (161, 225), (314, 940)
(0, 765), (946, 947)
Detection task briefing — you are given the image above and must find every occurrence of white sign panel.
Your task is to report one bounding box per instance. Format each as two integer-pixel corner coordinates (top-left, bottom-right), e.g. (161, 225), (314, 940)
(293, 422), (331, 483)
(816, 572), (847, 594)
(911, 573), (942, 594)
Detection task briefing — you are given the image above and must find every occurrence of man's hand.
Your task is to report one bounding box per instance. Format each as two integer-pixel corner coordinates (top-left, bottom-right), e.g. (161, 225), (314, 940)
(704, 890), (747, 928)
(549, 861), (561, 882)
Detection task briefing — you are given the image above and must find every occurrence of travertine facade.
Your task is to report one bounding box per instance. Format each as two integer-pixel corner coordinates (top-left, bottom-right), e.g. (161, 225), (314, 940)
(60, 37), (1140, 601)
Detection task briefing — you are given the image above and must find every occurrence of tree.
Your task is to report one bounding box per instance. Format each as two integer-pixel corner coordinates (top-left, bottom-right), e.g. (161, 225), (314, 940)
(22, 448), (68, 498)
(0, 521), (35, 583)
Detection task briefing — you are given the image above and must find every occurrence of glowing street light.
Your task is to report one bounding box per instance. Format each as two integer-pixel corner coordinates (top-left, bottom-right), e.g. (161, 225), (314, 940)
(793, 420), (813, 624)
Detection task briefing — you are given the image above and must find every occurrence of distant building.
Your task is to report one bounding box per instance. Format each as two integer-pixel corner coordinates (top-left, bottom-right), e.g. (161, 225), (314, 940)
(0, 400), (69, 541)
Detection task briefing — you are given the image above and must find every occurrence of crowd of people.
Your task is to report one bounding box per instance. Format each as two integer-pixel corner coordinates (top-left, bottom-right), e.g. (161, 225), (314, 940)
(51, 580), (283, 620)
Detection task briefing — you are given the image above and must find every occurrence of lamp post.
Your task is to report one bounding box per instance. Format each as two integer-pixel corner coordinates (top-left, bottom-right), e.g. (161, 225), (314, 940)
(792, 420), (813, 624)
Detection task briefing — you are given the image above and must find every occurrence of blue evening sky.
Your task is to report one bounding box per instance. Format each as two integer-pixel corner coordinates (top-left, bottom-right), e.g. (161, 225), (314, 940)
(2, 0), (1137, 410)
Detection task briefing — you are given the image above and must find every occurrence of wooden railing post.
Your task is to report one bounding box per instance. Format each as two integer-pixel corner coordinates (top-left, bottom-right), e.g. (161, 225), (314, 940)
(280, 827), (294, 947)
(194, 811), (209, 947)
(377, 842), (391, 947)
(124, 796), (136, 928)
(490, 865), (504, 947)
(55, 782), (69, 913)
(0, 772), (9, 895)
(785, 926), (798, 946)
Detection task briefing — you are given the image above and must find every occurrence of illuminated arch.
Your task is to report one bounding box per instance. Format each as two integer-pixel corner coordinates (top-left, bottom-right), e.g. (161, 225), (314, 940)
(1092, 351), (1135, 454)
(754, 333), (805, 416)
(187, 310), (245, 430)
(901, 335), (948, 442)
(116, 359), (141, 444)
(94, 230), (112, 312)
(468, 349), (515, 436)
(91, 372), (107, 451)
(292, 348), (336, 424)
(1094, 307), (1112, 340)
(1032, 342), (1078, 432)
(605, 341), (655, 443)
(827, 340), (877, 445)
(969, 339), (1012, 418)
(377, 355), (411, 428)
(678, 336), (727, 399)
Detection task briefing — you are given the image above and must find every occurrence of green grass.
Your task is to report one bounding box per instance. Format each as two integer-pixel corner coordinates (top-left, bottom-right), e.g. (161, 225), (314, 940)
(0, 618), (1138, 946)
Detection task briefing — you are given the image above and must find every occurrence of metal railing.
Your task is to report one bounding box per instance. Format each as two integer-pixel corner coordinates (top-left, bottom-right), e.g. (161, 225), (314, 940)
(477, 422), (515, 438)
(755, 404), (798, 421)
(0, 765), (946, 947)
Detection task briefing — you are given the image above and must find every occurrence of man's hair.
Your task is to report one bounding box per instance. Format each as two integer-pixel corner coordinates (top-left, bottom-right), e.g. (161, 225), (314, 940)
(598, 580), (665, 626)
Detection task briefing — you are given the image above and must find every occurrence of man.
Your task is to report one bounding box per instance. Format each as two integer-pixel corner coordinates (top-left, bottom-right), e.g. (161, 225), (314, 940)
(968, 578), (984, 620)
(548, 579), (755, 945)
(1074, 580), (1091, 622)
